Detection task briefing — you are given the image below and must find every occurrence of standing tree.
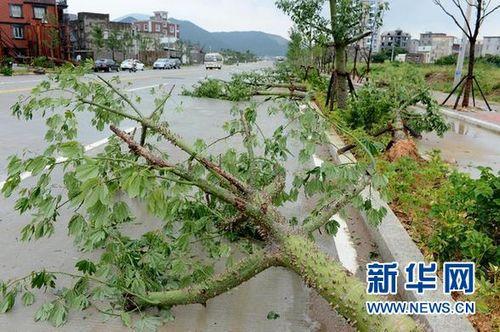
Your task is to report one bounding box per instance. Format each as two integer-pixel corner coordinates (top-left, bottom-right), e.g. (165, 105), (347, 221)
(106, 29), (122, 62)
(434, 0), (499, 110)
(0, 63), (418, 331)
(43, 13), (61, 59)
(137, 34), (153, 64)
(276, 0), (386, 110)
(90, 26), (105, 59)
(121, 31), (135, 60)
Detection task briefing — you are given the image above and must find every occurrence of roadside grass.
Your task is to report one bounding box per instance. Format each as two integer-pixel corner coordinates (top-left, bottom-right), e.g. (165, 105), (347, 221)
(377, 155), (499, 332)
(363, 62), (500, 104)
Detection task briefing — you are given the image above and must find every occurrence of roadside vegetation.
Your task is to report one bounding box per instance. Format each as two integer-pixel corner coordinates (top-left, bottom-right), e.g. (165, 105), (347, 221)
(220, 49), (258, 65)
(363, 60), (500, 104)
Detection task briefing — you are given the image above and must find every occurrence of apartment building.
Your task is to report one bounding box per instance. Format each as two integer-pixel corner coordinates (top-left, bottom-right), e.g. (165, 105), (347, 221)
(0, 0), (69, 60)
(69, 12), (132, 60)
(133, 11), (180, 46)
(380, 29), (411, 51)
(482, 36), (500, 56)
(419, 32), (455, 62)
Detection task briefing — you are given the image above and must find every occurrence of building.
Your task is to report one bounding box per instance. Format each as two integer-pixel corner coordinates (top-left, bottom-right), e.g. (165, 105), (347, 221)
(359, 0), (383, 53)
(133, 11), (180, 47)
(379, 29), (411, 51)
(406, 53), (429, 64)
(69, 12), (134, 61)
(419, 32), (455, 62)
(408, 39), (420, 53)
(0, 0), (70, 61)
(481, 36), (500, 56)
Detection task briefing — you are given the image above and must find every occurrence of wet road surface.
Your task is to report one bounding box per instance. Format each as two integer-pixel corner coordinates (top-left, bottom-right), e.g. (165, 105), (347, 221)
(418, 117), (500, 177)
(0, 62), (362, 331)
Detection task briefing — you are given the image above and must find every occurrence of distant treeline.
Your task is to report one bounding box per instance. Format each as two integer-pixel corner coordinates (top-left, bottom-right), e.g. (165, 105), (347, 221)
(220, 49), (258, 65)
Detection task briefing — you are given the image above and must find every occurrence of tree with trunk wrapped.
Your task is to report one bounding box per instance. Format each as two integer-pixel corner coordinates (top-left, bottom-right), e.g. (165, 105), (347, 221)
(0, 62), (420, 330)
(434, 0), (499, 110)
(276, 0), (386, 110)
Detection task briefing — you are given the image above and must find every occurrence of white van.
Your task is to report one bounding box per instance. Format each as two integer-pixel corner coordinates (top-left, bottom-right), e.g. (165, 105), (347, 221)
(205, 53), (224, 70)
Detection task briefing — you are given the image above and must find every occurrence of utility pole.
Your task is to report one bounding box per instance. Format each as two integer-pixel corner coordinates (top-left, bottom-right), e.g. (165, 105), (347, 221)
(453, 1), (473, 88)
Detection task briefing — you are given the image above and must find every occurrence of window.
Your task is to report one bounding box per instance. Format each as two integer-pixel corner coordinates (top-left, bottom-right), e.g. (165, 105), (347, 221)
(12, 25), (24, 39)
(144, 24), (148, 31)
(156, 24), (161, 32)
(10, 4), (23, 18)
(170, 26), (174, 33)
(33, 6), (47, 20)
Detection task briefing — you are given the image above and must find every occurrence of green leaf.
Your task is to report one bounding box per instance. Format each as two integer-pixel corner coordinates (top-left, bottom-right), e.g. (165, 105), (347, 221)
(121, 311), (132, 327)
(35, 302), (54, 322)
(59, 141), (84, 159)
(48, 301), (68, 327)
(325, 219), (340, 236)
(31, 271), (56, 290)
(134, 316), (163, 332)
(22, 291), (35, 306)
(267, 311), (280, 320)
(68, 214), (86, 237)
(0, 291), (16, 313)
(75, 161), (99, 182)
(75, 260), (97, 275)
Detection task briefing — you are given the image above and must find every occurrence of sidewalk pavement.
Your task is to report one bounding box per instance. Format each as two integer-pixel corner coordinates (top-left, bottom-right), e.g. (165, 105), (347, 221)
(431, 91), (500, 133)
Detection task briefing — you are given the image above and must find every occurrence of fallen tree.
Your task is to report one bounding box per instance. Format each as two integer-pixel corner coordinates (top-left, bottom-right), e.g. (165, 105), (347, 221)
(1, 63), (419, 331)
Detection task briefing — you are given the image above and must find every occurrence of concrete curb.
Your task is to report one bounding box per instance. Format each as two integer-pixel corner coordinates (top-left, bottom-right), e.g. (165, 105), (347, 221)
(440, 108), (500, 134)
(310, 102), (474, 332)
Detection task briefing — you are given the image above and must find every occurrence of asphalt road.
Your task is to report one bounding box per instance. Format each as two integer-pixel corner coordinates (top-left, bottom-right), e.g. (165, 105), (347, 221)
(0, 62), (370, 331)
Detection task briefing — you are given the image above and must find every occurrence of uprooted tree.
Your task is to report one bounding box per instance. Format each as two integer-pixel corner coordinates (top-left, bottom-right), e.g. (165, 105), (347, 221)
(0, 63), (419, 331)
(276, 0), (387, 110)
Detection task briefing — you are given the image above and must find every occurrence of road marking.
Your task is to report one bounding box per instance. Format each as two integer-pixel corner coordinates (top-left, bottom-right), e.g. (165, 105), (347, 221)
(0, 127), (136, 191)
(0, 87), (34, 94)
(312, 154), (359, 274)
(127, 84), (165, 92)
(0, 79), (43, 85)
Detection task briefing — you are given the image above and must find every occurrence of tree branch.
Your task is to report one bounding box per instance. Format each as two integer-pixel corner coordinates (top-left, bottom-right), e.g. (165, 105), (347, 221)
(434, 0), (472, 38)
(95, 75), (145, 119)
(347, 31), (372, 45)
(304, 175), (371, 233)
(145, 251), (279, 306)
(109, 125), (243, 207)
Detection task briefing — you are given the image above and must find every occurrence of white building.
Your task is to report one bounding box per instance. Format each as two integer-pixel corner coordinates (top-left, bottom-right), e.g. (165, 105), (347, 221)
(360, 0), (384, 53)
(482, 36), (500, 56)
(420, 32), (455, 63)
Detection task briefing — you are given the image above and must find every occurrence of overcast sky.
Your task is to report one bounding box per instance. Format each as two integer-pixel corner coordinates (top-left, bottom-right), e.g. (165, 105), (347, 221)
(68, 0), (500, 40)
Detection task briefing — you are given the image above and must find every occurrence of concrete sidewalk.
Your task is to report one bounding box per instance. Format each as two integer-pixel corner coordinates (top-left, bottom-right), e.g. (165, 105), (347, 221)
(432, 90), (499, 113)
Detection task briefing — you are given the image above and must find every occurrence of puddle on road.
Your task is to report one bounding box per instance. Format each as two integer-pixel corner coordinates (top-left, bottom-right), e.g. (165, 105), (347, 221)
(418, 117), (500, 177)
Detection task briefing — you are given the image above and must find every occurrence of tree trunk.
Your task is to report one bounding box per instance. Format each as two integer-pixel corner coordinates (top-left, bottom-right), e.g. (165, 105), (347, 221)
(335, 45), (349, 109)
(281, 235), (418, 331)
(146, 231), (419, 332)
(462, 40), (476, 108)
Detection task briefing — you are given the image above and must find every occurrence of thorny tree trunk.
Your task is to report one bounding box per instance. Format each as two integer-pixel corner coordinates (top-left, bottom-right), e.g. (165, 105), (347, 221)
(462, 39), (476, 108)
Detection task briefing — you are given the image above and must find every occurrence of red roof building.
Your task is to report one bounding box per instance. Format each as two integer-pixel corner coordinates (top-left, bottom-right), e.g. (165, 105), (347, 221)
(0, 0), (69, 61)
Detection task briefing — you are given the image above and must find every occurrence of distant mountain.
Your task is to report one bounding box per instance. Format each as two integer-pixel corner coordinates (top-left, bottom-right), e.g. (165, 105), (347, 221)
(114, 13), (150, 22)
(117, 16), (139, 24)
(115, 14), (288, 56)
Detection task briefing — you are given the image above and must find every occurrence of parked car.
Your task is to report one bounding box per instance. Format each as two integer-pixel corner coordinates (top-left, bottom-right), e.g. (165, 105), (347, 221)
(171, 58), (182, 69)
(153, 58), (171, 70)
(205, 53), (223, 70)
(94, 59), (119, 72)
(120, 59), (145, 71)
